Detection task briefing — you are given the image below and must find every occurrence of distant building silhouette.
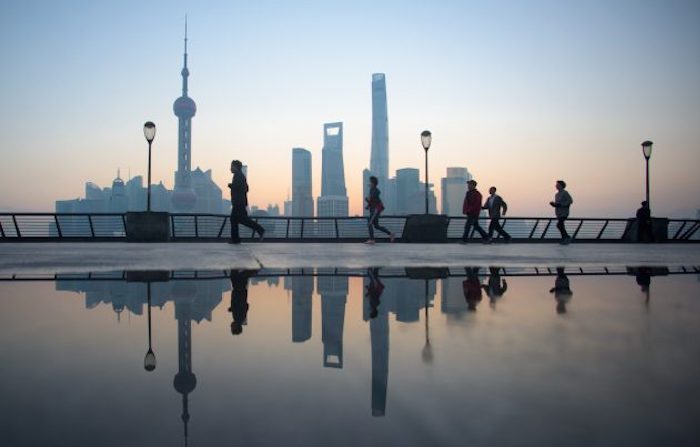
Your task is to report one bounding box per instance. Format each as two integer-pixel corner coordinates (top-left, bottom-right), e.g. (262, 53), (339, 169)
(318, 272), (348, 368)
(56, 27), (226, 215)
(370, 73), (389, 183)
(292, 148), (314, 217)
(290, 275), (313, 342)
(441, 167), (472, 216)
(317, 123), (348, 217)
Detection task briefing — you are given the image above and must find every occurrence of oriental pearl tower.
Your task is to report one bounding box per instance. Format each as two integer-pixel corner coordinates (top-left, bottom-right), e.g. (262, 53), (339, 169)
(172, 18), (197, 211)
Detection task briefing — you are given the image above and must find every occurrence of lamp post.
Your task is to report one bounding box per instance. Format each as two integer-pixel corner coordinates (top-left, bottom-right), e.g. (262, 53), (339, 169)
(641, 140), (653, 213)
(421, 130), (432, 214)
(144, 122), (156, 211)
(144, 282), (157, 372)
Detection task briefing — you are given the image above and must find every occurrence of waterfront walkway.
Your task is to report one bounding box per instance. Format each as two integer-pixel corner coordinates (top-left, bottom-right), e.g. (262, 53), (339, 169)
(0, 243), (699, 274)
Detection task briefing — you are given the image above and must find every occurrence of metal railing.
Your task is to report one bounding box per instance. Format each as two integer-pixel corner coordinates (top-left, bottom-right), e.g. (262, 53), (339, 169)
(1, 265), (698, 282)
(1, 213), (698, 242)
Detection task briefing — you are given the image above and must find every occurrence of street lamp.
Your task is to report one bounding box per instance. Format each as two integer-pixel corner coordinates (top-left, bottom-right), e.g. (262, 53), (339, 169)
(641, 140), (653, 213)
(144, 282), (157, 372)
(144, 122), (156, 211)
(421, 130), (432, 214)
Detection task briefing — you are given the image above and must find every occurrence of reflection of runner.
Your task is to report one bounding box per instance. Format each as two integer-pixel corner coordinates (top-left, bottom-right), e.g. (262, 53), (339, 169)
(482, 267), (508, 309)
(462, 267), (482, 311)
(366, 268), (385, 319)
(229, 269), (258, 335)
(549, 267), (573, 314)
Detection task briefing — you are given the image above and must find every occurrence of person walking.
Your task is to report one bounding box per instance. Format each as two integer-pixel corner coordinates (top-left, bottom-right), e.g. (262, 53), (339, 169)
(483, 186), (512, 242)
(461, 180), (489, 243)
(228, 160), (265, 244)
(229, 269), (258, 335)
(549, 180), (573, 245)
(636, 201), (653, 242)
(482, 266), (508, 309)
(365, 176), (395, 244)
(549, 267), (573, 314)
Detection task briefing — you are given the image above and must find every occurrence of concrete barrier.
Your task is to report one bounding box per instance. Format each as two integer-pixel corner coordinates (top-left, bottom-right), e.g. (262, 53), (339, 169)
(126, 212), (170, 242)
(402, 214), (449, 243)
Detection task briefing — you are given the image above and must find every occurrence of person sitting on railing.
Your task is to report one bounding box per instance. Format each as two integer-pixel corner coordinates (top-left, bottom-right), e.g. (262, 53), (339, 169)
(636, 201), (653, 243)
(549, 180), (573, 245)
(364, 176), (395, 245)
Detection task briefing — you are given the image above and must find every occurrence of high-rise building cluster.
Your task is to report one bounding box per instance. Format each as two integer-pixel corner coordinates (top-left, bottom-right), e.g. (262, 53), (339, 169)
(56, 24), (230, 215)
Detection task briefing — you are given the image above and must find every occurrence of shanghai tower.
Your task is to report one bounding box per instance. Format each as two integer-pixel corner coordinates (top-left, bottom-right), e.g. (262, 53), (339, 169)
(172, 19), (197, 211)
(370, 73), (389, 182)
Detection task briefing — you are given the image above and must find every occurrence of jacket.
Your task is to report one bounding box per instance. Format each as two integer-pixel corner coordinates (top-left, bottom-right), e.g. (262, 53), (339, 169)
(229, 172), (249, 208)
(366, 187), (384, 212)
(483, 194), (508, 219)
(462, 189), (483, 217)
(553, 190), (573, 218)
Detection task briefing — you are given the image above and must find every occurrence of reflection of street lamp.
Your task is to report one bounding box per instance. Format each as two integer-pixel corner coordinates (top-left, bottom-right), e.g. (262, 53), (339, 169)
(421, 130), (432, 214)
(421, 279), (433, 364)
(144, 122), (157, 211)
(144, 282), (156, 372)
(641, 140), (653, 213)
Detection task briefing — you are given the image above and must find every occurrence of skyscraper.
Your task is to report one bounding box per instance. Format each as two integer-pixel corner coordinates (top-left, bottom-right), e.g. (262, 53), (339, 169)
(317, 122), (348, 217)
(172, 19), (197, 211)
(318, 273), (348, 368)
(292, 148), (314, 217)
(441, 167), (471, 216)
(370, 73), (389, 182)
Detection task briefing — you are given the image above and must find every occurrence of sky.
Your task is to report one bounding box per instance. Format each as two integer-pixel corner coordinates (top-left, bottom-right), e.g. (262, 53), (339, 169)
(0, 0), (699, 217)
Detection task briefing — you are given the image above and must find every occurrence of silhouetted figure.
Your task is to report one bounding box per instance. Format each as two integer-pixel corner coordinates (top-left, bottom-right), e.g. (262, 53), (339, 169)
(483, 186), (512, 242)
(636, 201), (653, 243)
(228, 160), (265, 244)
(482, 267), (508, 308)
(461, 180), (489, 243)
(549, 267), (573, 314)
(229, 269), (258, 335)
(462, 267), (482, 311)
(549, 180), (573, 245)
(365, 176), (395, 244)
(366, 268), (385, 319)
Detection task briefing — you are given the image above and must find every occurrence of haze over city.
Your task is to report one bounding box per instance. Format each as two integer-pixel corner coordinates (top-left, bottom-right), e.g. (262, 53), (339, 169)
(1, 0), (699, 217)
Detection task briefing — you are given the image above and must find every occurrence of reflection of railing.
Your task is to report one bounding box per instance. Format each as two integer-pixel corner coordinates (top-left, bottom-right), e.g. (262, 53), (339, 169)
(2, 265), (698, 281)
(1, 213), (699, 242)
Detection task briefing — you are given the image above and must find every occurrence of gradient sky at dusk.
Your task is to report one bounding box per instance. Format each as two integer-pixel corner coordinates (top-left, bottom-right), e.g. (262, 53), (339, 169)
(1, 0), (699, 216)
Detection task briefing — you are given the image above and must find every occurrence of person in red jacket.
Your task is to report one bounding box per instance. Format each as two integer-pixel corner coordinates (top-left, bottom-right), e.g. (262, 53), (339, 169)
(461, 180), (489, 243)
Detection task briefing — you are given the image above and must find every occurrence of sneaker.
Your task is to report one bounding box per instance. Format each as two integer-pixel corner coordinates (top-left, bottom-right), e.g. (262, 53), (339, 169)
(560, 237), (571, 245)
(482, 238), (493, 244)
(258, 230), (265, 242)
(504, 236), (512, 243)
(389, 233), (396, 243)
(459, 240), (468, 245)
(364, 239), (376, 245)
(228, 240), (241, 245)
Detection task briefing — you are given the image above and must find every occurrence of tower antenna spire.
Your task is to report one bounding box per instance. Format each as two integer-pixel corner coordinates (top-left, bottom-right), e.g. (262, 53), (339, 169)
(184, 15), (188, 67)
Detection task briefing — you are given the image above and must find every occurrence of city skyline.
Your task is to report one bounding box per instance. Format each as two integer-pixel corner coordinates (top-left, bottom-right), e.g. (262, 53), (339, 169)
(1, 1), (699, 217)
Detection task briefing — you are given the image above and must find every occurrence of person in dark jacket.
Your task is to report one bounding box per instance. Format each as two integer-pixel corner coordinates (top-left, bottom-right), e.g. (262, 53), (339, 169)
(483, 186), (511, 242)
(482, 266), (508, 309)
(228, 160), (265, 244)
(549, 267), (573, 314)
(463, 267), (482, 311)
(549, 180), (573, 245)
(364, 176), (395, 244)
(229, 269), (258, 335)
(366, 267), (385, 319)
(461, 180), (489, 243)
(636, 201), (653, 242)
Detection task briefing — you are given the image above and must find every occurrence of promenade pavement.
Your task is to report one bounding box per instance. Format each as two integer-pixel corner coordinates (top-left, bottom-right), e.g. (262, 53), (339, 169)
(0, 242), (699, 274)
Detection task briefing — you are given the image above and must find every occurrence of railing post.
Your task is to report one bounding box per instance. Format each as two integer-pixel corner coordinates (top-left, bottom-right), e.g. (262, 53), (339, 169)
(572, 220), (584, 239)
(285, 218), (290, 239)
(217, 216), (227, 238)
(540, 220), (551, 239)
(334, 218), (339, 239)
(528, 219), (539, 239)
(171, 215), (176, 238)
(596, 220), (609, 239)
(680, 222), (699, 240)
(12, 215), (21, 238)
(121, 214), (127, 237)
(672, 221), (687, 240)
(88, 215), (95, 237)
(300, 218), (305, 239)
(0, 218), (5, 237)
(194, 215), (199, 237)
(54, 215), (63, 238)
